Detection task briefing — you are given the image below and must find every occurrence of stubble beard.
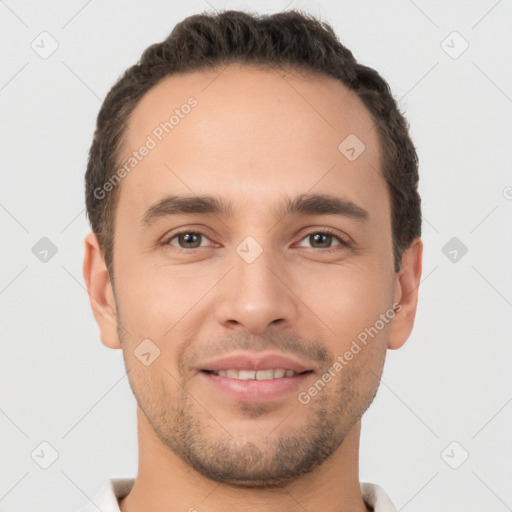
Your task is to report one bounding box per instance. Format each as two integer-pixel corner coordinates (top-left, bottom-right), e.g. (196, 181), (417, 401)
(134, 361), (382, 488)
(117, 314), (385, 488)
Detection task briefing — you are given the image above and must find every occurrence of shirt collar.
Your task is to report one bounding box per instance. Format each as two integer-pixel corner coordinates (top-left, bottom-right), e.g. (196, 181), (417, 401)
(82, 478), (397, 512)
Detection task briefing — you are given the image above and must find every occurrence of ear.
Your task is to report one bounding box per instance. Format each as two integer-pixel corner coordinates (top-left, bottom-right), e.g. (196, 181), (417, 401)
(387, 237), (423, 350)
(83, 232), (121, 349)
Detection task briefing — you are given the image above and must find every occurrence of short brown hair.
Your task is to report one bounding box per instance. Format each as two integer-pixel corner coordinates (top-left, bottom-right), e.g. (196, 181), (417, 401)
(85, 9), (421, 275)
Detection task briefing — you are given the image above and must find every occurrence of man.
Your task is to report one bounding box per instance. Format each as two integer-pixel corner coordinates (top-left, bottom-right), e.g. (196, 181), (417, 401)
(82, 8), (422, 512)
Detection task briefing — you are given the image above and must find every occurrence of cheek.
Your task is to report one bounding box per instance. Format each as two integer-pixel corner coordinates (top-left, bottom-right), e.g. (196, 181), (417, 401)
(301, 262), (393, 341)
(115, 269), (175, 337)
(115, 265), (215, 346)
(123, 348), (182, 416)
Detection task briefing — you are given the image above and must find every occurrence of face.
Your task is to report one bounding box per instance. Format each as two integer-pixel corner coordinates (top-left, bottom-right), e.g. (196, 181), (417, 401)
(86, 63), (421, 488)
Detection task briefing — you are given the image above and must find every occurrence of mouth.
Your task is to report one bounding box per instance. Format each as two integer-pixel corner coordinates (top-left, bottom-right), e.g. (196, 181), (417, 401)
(198, 352), (314, 402)
(202, 368), (308, 380)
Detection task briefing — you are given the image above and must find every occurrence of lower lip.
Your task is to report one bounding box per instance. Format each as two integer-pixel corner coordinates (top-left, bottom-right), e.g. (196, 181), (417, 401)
(200, 371), (312, 402)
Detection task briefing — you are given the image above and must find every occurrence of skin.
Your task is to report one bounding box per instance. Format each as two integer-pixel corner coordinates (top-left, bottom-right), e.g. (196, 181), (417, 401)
(84, 63), (422, 512)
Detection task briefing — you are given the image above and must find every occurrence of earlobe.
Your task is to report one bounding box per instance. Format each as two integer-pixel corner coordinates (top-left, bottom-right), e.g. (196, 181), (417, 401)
(83, 232), (121, 349)
(387, 237), (423, 350)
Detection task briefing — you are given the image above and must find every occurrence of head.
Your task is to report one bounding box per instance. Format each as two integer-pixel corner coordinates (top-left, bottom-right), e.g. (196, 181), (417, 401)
(84, 10), (422, 487)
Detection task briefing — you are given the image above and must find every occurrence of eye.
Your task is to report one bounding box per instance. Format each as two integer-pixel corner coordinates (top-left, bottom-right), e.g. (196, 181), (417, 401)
(167, 231), (212, 249)
(163, 228), (348, 252)
(296, 229), (348, 251)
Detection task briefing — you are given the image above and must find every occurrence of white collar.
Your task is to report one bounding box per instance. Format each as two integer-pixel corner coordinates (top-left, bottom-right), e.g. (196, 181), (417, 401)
(80, 478), (397, 511)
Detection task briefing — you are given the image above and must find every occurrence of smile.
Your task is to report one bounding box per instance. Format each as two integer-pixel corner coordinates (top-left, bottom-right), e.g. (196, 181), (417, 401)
(206, 368), (299, 380)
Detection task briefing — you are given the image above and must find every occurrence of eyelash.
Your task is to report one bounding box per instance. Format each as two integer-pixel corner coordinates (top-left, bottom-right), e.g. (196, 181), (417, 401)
(163, 228), (349, 253)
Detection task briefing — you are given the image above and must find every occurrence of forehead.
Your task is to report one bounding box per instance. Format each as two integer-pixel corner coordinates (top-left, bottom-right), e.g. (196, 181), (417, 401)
(116, 63), (387, 225)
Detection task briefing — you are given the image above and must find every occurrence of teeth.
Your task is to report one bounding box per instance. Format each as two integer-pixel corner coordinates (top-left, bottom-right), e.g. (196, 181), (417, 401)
(256, 369), (274, 380)
(212, 368), (297, 380)
(238, 370), (256, 380)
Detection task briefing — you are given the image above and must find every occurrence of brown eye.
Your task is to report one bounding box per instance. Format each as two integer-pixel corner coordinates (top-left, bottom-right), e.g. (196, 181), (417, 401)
(168, 232), (209, 249)
(296, 230), (345, 250)
(308, 233), (334, 249)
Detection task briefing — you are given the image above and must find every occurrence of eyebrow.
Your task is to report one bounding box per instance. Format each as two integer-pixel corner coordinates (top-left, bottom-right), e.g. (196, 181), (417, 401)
(141, 193), (369, 226)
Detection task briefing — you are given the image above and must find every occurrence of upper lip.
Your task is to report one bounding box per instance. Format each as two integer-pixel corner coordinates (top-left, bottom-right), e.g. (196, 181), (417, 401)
(199, 352), (313, 373)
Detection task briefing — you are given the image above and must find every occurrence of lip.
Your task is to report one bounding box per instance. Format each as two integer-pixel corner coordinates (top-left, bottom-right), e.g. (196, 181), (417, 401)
(199, 352), (312, 373)
(198, 352), (314, 402)
(200, 370), (312, 402)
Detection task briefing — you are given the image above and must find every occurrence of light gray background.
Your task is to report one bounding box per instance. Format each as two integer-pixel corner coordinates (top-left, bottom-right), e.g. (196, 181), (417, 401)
(1, 0), (511, 510)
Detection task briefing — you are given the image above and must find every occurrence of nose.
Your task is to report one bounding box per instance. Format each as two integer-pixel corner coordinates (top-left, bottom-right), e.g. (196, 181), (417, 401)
(215, 244), (299, 335)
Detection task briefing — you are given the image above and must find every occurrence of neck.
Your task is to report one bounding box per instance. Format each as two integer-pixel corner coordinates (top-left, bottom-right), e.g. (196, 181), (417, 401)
(119, 407), (370, 512)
